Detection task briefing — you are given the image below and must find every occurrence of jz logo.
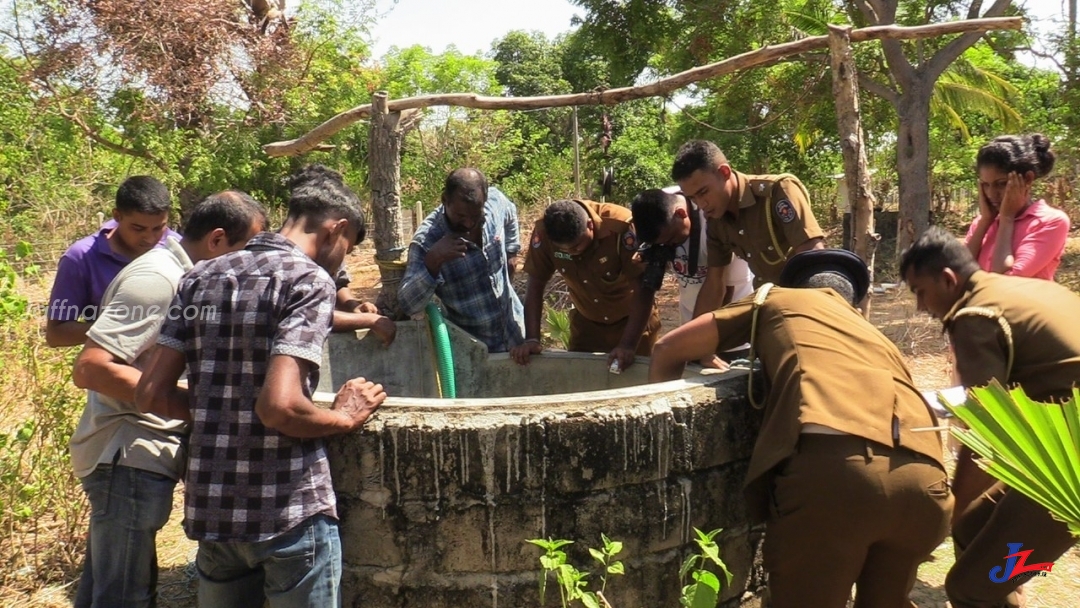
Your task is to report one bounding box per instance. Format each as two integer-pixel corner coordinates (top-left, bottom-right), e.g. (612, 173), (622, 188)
(988, 543), (1055, 583)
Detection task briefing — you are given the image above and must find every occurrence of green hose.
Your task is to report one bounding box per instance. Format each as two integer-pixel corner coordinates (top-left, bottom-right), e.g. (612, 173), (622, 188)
(425, 302), (457, 398)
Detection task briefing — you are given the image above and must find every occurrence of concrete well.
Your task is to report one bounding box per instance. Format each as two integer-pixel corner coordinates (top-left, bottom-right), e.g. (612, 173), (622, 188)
(316, 320), (765, 608)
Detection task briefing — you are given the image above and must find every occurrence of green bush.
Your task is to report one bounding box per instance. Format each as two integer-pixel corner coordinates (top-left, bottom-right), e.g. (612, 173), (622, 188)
(0, 252), (87, 590)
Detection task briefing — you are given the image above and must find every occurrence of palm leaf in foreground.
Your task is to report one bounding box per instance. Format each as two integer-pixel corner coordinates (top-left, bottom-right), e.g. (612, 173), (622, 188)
(944, 380), (1080, 537)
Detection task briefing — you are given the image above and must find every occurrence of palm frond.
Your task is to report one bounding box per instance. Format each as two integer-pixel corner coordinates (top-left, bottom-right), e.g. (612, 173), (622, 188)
(783, 10), (831, 37)
(944, 380), (1080, 537)
(930, 59), (1022, 138)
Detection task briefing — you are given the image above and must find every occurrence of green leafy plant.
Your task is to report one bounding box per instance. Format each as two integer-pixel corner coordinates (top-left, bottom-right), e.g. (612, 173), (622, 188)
(679, 528), (733, 608)
(527, 534), (623, 608)
(0, 251), (29, 322)
(945, 381), (1080, 536)
(527, 529), (731, 608)
(544, 307), (572, 350)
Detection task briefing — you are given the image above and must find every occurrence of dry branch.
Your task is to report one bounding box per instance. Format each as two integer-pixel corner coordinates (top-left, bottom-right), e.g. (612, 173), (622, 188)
(264, 17), (1021, 157)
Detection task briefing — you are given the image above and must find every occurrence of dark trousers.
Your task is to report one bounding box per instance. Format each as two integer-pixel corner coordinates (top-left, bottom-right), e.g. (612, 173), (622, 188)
(946, 482), (1076, 608)
(567, 308), (660, 356)
(765, 434), (952, 608)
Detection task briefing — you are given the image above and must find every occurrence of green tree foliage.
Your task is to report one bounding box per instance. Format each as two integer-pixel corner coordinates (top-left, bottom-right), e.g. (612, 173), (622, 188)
(566, 0), (1072, 247)
(494, 31), (573, 97)
(380, 45), (500, 98)
(490, 29), (673, 204)
(568, 0), (679, 86)
(0, 53), (132, 238)
(1, 0), (385, 221)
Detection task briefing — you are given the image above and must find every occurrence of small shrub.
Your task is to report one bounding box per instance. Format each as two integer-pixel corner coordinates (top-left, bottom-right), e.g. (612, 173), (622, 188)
(527, 528), (731, 608)
(0, 250), (88, 591)
(679, 528), (733, 608)
(544, 307), (572, 349)
(527, 534), (623, 608)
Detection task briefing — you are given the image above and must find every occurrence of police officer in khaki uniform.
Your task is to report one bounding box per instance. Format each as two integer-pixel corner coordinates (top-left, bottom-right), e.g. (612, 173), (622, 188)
(651, 249), (951, 608)
(511, 199), (660, 370)
(671, 140), (825, 321)
(901, 227), (1079, 608)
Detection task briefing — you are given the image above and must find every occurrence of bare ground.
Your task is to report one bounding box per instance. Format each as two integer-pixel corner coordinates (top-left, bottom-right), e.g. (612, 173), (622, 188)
(13, 238), (1080, 608)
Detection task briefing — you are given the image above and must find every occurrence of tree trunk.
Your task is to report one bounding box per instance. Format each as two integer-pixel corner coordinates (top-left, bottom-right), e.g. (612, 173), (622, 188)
(1070, 0), (1078, 83)
(828, 25), (878, 315)
(895, 89), (933, 256)
(369, 91), (408, 317)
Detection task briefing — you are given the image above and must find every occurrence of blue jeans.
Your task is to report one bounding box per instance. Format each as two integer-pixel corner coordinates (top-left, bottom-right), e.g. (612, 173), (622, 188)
(75, 464), (177, 608)
(195, 514), (342, 608)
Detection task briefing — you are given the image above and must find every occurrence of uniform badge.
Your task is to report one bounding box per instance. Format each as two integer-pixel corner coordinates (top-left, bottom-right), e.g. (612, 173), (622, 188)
(758, 182), (767, 193)
(622, 230), (637, 251)
(530, 233), (542, 249)
(554, 252), (573, 260)
(775, 199), (797, 223)
(599, 256), (608, 264)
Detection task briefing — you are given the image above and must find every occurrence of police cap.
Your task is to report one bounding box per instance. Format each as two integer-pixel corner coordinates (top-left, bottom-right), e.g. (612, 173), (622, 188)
(778, 249), (870, 304)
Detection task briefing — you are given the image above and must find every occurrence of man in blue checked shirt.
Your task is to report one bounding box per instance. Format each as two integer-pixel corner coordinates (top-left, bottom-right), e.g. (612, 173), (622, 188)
(398, 168), (526, 352)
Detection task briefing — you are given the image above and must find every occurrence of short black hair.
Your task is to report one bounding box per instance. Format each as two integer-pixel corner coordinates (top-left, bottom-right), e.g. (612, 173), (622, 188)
(443, 168), (488, 206)
(899, 226), (980, 280)
(543, 200), (589, 244)
(115, 176), (171, 215)
(976, 133), (1055, 179)
(630, 189), (679, 244)
(671, 140), (728, 182)
(182, 190), (269, 245)
(285, 164), (366, 245)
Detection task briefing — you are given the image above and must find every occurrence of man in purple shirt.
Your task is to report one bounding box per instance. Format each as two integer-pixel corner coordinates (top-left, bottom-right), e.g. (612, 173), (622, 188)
(47, 176), (178, 347)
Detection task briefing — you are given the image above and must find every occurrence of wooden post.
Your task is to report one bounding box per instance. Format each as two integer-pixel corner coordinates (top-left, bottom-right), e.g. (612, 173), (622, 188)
(369, 91), (421, 317)
(572, 106), (581, 198)
(411, 201), (424, 240)
(828, 24), (879, 316)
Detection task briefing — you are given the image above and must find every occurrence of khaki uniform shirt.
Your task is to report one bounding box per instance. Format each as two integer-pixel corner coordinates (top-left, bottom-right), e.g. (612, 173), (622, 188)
(523, 200), (645, 324)
(706, 171), (823, 286)
(945, 271), (1080, 402)
(713, 286), (945, 522)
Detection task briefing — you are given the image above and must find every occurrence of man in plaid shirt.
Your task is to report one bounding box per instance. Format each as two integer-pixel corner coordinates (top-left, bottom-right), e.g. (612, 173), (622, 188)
(136, 165), (385, 608)
(398, 168), (525, 352)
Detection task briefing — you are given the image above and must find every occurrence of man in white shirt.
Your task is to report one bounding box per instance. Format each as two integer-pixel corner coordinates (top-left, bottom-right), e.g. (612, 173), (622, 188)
(630, 187), (754, 366)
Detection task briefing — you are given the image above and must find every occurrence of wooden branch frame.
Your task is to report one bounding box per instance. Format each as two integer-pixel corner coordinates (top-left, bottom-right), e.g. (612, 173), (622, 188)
(264, 17), (1021, 157)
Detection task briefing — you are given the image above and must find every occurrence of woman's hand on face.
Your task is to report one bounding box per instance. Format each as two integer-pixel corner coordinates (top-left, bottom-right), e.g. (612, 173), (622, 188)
(999, 171), (1029, 219)
(977, 182), (997, 223)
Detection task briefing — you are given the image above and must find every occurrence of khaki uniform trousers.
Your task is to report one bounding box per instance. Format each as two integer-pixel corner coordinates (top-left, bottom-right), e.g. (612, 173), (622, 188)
(567, 308), (660, 356)
(764, 434), (952, 608)
(946, 482), (1076, 608)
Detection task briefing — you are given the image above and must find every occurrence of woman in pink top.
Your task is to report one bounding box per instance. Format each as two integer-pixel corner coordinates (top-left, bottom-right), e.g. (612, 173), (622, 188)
(965, 133), (1070, 280)
(953, 134), (1071, 538)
